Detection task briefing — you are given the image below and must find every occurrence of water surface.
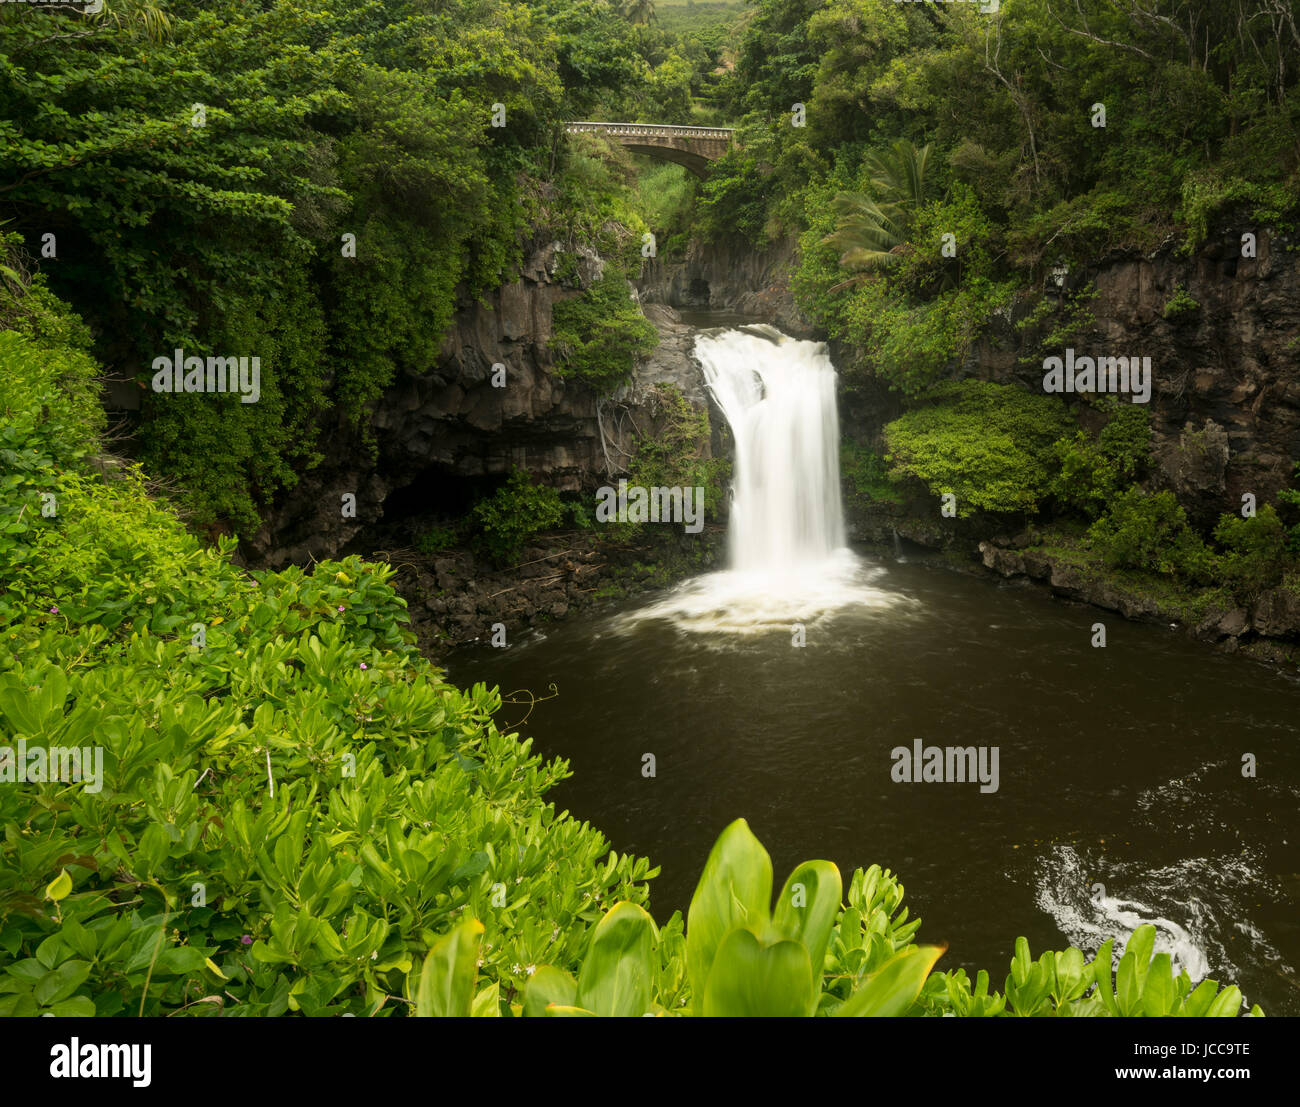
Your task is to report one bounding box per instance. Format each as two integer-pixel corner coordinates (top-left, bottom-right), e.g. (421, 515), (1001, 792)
(451, 552), (1300, 1014)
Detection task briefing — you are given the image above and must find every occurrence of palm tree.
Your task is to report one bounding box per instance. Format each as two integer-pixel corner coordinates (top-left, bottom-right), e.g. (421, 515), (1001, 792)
(619, 0), (657, 27)
(821, 139), (932, 291)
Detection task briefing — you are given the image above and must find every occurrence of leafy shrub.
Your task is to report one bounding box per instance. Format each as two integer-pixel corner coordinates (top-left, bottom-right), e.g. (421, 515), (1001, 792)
(1163, 284), (1201, 322)
(1051, 401), (1152, 518)
(925, 925), (1261, 1018)
(1272, 463), (1300, 551)
(883, 381), (1074, 516)
(693, 149), (771, 245)
(1177, 170), (1295, 254)
(1087, 487), (1215, 580)
(0, 287), (655, 1017)
(421, 820), (941, 1017)
(470, 469), (567, 566)
(1213, 506), (1289, 600)
(549, 270), (659, 393)
(841, 440), (903, 505)
(415, 524), (461, 556)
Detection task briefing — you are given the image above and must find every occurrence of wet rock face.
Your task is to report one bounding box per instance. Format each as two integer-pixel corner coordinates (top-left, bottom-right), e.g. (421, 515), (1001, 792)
(972, 226), (1300, 518)
(638, 234), (818, 338)
(246, 241), (718, 569)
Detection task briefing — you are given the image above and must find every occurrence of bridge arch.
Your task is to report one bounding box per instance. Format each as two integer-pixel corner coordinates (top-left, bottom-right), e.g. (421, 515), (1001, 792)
(564, 122), (734, 178)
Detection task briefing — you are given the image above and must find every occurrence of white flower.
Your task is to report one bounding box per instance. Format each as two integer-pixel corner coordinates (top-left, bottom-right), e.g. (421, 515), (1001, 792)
(525, 964), (536, 976)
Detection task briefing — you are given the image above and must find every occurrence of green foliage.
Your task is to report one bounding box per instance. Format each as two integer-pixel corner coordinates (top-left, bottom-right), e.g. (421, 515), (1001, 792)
(419, 822), (1263, 1018)
(840, 440), (903, 505)
(549, 270), (659, 392)
(0, 594), (656, 1016)
(1051, 401), (1152, 518)
(1086, 487), (1214, 581)
(1177, 170), (1297, 255)
(634, 161), (698, 257)
(1213, 506), (1289, 601)
(470, 469), (567, 567)
(415, 524), (461, 557)
(0, 0), (627, 533)
(531, 818), (943, 1016)
(1016, 285), (1101, 368)
(1163, 284), (1201, 323)
(694, 148), (772, 245)
(625, 383), (728, 520)
(0, 283), (660, 1017)
(737, 0), (1300, 370)
(1275, 463), (1300, 551)
(926, 926), (1262, 1018)
(821, 139), (932, 281)
(883, 382), (1075, 516)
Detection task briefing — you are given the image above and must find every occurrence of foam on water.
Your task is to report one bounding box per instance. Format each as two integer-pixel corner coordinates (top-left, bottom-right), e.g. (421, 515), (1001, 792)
(1033, 842), (1289, 989)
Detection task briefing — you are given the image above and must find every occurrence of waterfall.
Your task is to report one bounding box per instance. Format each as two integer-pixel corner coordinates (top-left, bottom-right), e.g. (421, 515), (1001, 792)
(614, 325), (912, 635)
(696, 326), (846, 571)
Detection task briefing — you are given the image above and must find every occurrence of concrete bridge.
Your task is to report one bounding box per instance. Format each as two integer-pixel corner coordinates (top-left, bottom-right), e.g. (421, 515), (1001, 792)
(564, 122), (734, 177)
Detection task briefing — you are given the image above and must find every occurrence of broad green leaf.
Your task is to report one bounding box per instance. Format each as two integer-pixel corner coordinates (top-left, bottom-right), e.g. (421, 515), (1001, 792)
(45, 869), (72, 903)
(48, 996), (95, 1017)
(1142, 953), (1174, 1016)
(576, 902), (656, 1017)
(686, 819), (773, 1005)
(772, 860), (842, 979)
(1125, 925), (1156, 992)
(34, 960), (92, 1006)
(1181, 979), (1220, 1017)
(415, 917), (483, 1017)
(1116, 952), (1140, 1016)
(471, 981), (500, 1017)
(1093, 939), (1118, 1016)
(701, 929), (814, 1018)
(1204, 985), (1243, 1017)
(523, 966), (577, 1018)
(837, 945), (945, 1017)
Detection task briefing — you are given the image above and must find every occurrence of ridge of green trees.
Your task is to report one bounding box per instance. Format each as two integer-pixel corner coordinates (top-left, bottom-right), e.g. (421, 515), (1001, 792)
(1, 0), (718, 535)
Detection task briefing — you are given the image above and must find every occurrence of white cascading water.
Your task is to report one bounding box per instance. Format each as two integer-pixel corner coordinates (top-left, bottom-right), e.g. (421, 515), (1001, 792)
(616, 325), (910, 634)
(699, 326), (845, 571)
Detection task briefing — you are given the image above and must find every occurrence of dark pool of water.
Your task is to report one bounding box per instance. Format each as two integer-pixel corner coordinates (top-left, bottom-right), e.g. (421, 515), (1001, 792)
(449, 549), (1300, 1014)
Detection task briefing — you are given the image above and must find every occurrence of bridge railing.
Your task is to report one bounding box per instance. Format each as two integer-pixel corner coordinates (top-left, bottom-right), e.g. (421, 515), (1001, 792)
(565, 121), (734, 141)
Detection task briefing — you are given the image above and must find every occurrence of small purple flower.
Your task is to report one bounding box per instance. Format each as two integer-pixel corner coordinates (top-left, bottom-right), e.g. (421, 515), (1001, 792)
(337, 605), (345, 613)
(49, 606), (59, 615)
(359, 662), (368, 670)
(240, 935), (253, 946)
